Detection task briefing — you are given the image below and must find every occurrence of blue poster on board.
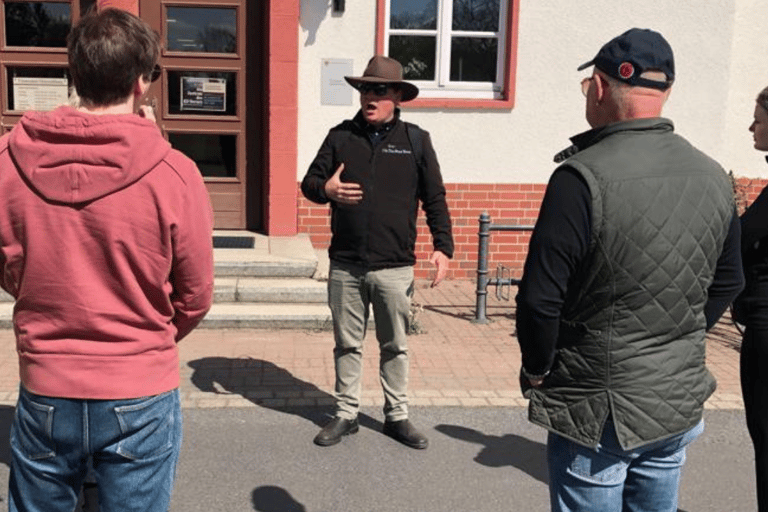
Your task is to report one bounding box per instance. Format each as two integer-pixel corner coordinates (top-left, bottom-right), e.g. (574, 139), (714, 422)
(180, 77), (226, 112)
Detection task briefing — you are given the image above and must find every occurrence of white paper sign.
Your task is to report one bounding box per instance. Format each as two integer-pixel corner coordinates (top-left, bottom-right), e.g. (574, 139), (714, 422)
(321, 58), (353, 106)
(13, 77), (69, 111)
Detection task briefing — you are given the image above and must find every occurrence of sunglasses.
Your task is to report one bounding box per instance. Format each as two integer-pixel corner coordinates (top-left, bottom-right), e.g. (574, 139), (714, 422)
(580, 76), (593, 97)
(150, 64), (161, 83)
(357, 83), (392, 96)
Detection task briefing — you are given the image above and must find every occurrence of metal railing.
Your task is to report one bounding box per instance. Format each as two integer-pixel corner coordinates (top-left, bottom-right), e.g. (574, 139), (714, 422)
(472, 212), (534, 324)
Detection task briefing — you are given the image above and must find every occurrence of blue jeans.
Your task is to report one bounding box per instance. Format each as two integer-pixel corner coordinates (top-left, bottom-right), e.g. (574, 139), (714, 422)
(9, 386), (182, 512)
(547, 417), (704, 512)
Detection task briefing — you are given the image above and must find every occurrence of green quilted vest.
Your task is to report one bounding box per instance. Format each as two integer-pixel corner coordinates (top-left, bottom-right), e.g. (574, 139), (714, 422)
(529, 118), (734, 449)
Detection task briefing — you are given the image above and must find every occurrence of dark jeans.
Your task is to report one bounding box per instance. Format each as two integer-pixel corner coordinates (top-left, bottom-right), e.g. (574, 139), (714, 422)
(742, 324), (768, 511)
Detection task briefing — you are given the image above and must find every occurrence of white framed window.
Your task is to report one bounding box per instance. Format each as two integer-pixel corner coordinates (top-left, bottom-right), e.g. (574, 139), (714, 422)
(384, 0), (510, 101)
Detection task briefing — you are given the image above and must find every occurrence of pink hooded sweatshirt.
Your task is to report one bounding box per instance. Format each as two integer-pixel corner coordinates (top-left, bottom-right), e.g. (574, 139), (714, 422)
(0, 106), (214, 399)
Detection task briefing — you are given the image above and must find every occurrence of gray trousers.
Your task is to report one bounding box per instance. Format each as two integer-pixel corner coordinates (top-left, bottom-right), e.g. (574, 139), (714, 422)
(328, 261), (414, 421)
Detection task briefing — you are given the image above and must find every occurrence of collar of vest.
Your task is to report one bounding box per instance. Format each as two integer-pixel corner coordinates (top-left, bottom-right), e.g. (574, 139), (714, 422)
(554, 117), (674, 163)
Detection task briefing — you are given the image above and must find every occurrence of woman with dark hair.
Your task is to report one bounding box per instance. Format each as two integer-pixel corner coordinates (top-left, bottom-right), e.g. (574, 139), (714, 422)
(735, 85), (768, 511)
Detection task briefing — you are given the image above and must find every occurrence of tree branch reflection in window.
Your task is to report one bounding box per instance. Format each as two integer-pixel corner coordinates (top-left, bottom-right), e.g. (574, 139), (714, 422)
(5, 2), (71, 48)
(166, 7), (236, 54)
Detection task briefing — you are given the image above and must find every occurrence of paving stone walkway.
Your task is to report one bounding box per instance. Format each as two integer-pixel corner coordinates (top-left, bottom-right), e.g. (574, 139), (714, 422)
(0, 280), (745, 410)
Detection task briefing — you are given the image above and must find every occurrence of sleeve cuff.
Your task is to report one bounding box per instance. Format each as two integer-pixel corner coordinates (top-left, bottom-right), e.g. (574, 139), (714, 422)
(521, 366), (550, 381)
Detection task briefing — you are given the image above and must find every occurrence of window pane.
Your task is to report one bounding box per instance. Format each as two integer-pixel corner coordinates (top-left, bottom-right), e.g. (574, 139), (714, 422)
(5, 2), (71, 47)
(452, 0), (499, 32)
(389, 36), (436, 81)
(450, 37), (497, 82)
(166, 7), (236, 53)
(390, 0), (436, 30)
(168, 133), (237, 178)
(167, 71), (237, 116)
(7, 67), (70, 111)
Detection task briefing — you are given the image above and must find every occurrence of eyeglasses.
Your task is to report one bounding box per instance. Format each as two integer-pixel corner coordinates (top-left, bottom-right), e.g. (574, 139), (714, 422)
(357, 83), (391, 96)
(150, 64), (161, 83)
(580, 76), (593, 97)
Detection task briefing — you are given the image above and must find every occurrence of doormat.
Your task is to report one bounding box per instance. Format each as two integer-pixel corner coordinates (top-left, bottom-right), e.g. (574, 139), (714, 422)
(212, 236), (255, 249)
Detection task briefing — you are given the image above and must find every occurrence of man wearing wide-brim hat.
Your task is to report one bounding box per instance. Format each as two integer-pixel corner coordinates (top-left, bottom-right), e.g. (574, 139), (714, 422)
(302, 55), (454, 449)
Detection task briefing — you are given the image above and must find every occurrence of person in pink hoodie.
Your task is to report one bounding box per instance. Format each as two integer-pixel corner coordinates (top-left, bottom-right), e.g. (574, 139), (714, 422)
(0, 8), (214, 512)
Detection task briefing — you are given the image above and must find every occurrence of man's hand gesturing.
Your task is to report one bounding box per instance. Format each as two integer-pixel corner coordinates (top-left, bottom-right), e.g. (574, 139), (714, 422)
(324, 163), (363, 205)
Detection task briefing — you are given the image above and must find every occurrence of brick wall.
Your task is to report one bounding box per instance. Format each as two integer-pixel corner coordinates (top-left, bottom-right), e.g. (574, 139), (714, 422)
(298, 182), (546, 280)
(734, 176), (768, 213)
(298, 176), (768, 281)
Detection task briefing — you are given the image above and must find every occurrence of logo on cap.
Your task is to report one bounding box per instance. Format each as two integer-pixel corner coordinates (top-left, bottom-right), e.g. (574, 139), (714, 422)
(619, 62), (635, 79)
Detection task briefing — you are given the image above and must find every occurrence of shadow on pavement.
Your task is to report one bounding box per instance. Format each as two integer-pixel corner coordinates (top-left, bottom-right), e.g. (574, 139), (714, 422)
(435, 424), (548, 483)
(187, 357), (381, 431)
(435, 424), (691, 512)
(706, 317), (742, 352)
(252, 485), (307, 511)
(422, 304), (514, 323)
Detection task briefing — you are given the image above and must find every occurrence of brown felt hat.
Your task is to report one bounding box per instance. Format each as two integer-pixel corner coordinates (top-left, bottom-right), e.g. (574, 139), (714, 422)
(344, 55), (419, 102)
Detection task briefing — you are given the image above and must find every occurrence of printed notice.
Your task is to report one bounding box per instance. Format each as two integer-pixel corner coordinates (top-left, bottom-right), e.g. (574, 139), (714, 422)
(180, 77), (226, 112)
(321, 58), (353, 106)
(13, 77), (69, 111)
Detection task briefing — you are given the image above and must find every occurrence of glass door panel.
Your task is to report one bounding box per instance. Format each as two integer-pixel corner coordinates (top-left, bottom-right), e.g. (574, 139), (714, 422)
(5, 2), (71, 47)
(6, 66), (69, 111)
(167, 70), (236, 116)
(168, 132), (237, 178)
(165, 6), (236, 54)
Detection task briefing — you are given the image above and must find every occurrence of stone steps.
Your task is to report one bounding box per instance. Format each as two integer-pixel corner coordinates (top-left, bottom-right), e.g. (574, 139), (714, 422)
(1, 277), (328, 305)
(214, 277), (327, 304)
(0, 232), (333, 330)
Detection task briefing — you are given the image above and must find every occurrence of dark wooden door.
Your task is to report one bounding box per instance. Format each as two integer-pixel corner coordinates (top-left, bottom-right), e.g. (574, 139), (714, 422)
(140, 0), (249, 229)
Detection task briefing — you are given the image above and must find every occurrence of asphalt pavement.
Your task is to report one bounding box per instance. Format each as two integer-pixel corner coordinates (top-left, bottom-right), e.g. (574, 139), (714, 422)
(0, 404), (753, 511)
(0, 278), (754, 511)
(165, 406), (754, 512)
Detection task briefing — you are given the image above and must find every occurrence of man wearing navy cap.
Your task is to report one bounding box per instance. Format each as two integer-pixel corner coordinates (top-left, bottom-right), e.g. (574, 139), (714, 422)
(516, 29), (743, 510)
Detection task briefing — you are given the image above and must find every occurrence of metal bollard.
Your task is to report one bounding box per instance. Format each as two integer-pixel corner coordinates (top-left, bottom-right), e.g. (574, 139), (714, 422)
(472, 212), (492, 324)
(473, 212), (535, 323)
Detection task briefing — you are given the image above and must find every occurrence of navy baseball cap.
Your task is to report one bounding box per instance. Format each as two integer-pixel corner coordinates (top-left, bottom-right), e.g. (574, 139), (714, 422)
(577, 28), (674, 91)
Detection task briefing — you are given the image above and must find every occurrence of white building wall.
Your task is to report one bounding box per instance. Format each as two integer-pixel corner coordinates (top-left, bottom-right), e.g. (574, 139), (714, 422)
(722, 0), (768, 177)
(297, 1), (768, 184)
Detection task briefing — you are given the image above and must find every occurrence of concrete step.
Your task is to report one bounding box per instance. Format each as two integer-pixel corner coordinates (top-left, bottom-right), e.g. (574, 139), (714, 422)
(0, 303), (11, 327)
(214, 255), (316, 279)
(0, 302), (333, 330)
(0, 236), (321, 295)
(200, 303), (332, 330)
(0, 233), (332, 328)
(0, 278), (328, 305)
(213, 233), (318, 278)
(214, 277), (327, 303)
